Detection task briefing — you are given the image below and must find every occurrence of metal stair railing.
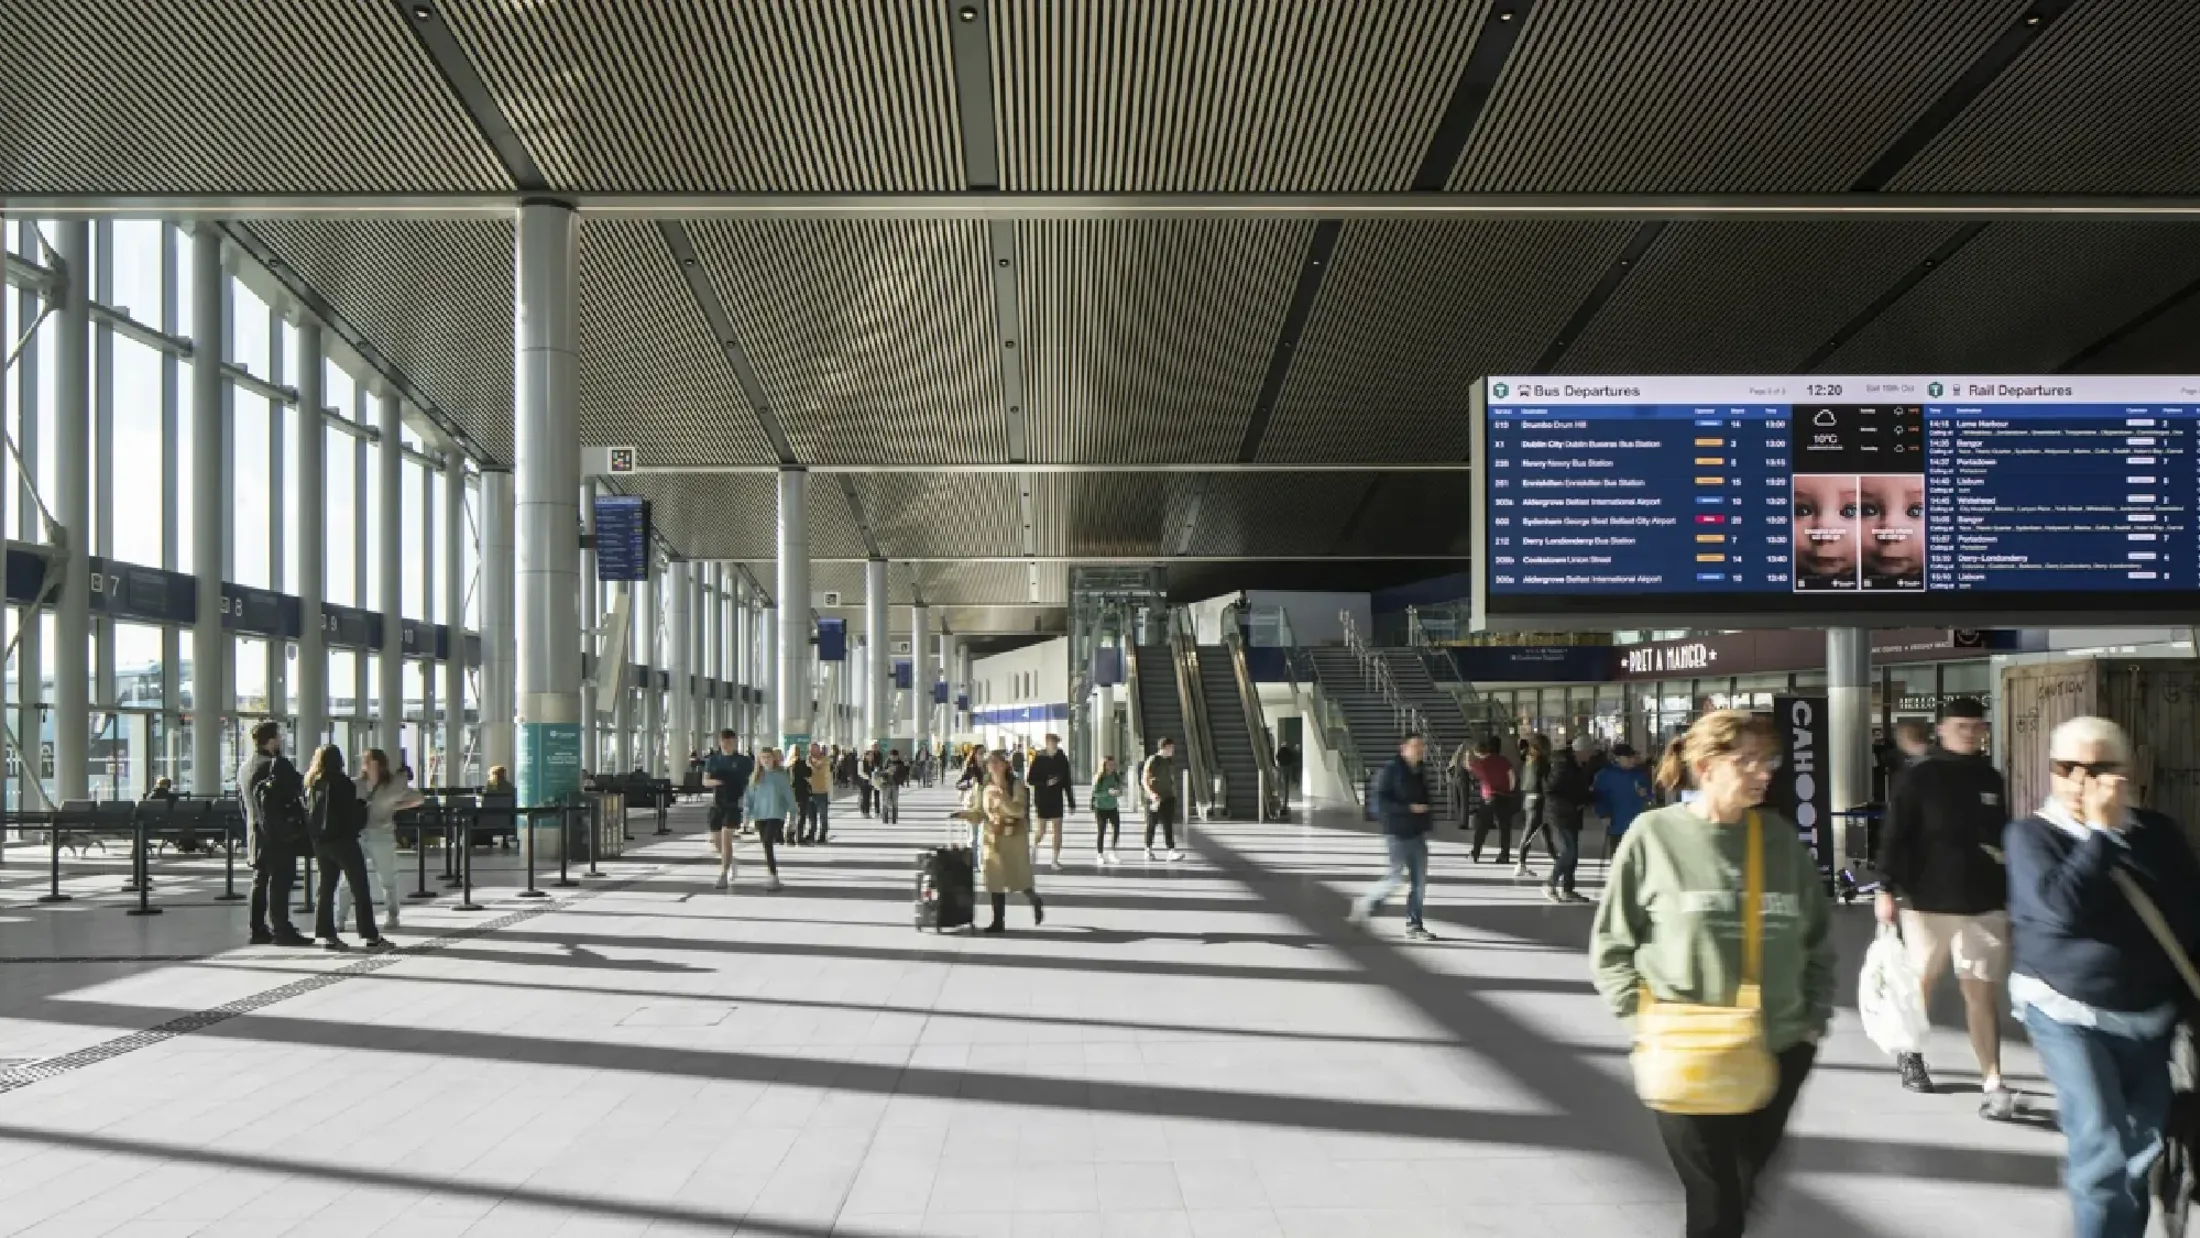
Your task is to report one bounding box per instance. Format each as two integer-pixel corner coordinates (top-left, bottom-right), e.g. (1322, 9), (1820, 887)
(1168, 608), (1222, 819)
(1286, 647), (1363, 810)
(1220, 603), (1285, 820)
(1124, 638), (1148, 760)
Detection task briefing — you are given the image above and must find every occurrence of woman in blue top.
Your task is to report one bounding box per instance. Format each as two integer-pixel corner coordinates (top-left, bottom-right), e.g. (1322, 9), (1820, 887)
(738, 747), (796, 892)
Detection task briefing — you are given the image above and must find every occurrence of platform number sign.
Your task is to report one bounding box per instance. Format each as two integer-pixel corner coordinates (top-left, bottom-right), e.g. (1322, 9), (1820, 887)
(608, 447), (637, 474)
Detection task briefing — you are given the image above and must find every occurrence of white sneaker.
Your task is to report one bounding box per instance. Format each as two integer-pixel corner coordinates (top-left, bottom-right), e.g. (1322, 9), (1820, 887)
(1346, 901), (1372, 929)
(716, 871), (730, 890)
(1100, 851), (1118, 866)
(767, 876), (784, 893)
(1166, 850), (1185, 863)
(1144, 848), (1156, 861)
(1049, 859), (1064, 873)
(1514, 862), (1535, 879)
(382, 910), (400, 932)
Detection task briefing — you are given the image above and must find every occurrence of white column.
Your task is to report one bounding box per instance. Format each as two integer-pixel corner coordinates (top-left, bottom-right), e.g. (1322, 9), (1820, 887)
(730, 574), (749, 740)
(514, 202), (582, 806)
(776, 470), (810, 745)
(668, 560), (692, 767)
(909, 604), (930, 752)
(442, 451), (466, 785)
(707, 564), (724, 738)
(294, 321), (327, 750)
(376, 390), (403, 760)
(639, 564), (660, 774)
(865, 558), (888, 743)
(1828, 627), (1872, 870)
(52, 221), (90, 799)
(189, 227), (226, 793)
(481, 468), (516, 777)
(761, 605), (779, 742)
(610, 579), (634, 772)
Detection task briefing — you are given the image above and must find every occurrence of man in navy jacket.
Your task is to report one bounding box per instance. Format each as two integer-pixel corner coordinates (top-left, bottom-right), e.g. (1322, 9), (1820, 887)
(1349, 735), (1435, 941)
(2005, 715), (2200, 1238)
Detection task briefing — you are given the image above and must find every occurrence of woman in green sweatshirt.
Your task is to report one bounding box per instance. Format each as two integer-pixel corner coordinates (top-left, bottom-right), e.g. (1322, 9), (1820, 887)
(1590, 709), (1835, 1238)
(1091, 757), (1126, 864)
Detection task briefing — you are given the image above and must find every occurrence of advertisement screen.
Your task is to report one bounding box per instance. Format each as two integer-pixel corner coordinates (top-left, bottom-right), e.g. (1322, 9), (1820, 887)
(1476, 375), (2200, 625)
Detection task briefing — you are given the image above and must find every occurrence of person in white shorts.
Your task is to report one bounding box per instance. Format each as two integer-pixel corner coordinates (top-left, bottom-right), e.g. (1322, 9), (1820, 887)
(1875, 697), (2017, 1120)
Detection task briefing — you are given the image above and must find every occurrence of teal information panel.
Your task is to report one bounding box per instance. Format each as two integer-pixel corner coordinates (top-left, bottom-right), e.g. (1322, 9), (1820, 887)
(519, 722), (582, 811)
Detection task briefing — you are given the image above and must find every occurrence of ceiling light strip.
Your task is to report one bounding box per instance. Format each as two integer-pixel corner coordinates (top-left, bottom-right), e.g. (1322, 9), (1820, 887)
(656, 222), (798, 466)
(397, 1), (547, 191)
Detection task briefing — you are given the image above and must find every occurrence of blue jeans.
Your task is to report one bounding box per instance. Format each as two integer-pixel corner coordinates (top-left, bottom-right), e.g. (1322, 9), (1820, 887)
(1360, 834), (1428, 927)
(1549, 817), (1582, 894)
(2024, 1004), (2175, 1238)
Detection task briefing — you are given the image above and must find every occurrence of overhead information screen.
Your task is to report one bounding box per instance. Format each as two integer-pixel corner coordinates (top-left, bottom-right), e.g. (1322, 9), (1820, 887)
(1474, 375), (2200, 626)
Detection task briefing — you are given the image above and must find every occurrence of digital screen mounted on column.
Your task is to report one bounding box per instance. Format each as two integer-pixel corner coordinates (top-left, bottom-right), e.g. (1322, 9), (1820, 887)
(1473, 376), (2200, 627)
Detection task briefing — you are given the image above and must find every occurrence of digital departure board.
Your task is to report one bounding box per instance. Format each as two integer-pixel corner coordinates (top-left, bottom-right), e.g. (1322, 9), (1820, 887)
(1473, 375), (2200, 627)
(594, 495), (652, 583)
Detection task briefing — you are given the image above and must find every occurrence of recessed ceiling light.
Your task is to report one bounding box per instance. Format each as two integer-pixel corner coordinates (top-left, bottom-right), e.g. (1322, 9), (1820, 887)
(1499, 9), (1514, 19)
(958, 6), (977, 21)
(412, 3), (433, 20)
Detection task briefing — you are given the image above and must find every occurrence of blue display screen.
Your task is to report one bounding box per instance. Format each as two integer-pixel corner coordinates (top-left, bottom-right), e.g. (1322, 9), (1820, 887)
(594, 495), (651, 583)
(1481, 376), (2200, 619)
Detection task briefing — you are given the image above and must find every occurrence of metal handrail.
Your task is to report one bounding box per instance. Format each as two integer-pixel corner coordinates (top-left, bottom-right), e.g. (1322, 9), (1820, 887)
(1221, 604), (1284, 820)
(1169, 608), (1221, 818)
(1124, 637), (1148, 760)
(1285, 647), (1362, 808)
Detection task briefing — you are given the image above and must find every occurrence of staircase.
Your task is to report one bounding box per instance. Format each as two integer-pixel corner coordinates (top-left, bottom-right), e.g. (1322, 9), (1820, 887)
(1306, 647), (1488, 787)
(1381, 650), (1481, 764)
(1196, 645), (1260, 819)
(1134, 643), (1188, 763)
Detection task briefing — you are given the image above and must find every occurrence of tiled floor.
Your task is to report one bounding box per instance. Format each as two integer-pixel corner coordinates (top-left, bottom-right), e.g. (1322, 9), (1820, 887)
(0, 786), (2068, 1236)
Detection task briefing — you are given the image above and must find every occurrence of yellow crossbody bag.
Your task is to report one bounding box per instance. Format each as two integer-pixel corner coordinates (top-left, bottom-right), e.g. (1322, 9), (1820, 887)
(1630, 809), (1778, 1116)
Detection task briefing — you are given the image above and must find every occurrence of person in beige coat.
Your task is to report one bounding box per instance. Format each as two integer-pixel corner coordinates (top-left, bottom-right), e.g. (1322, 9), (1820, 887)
(979, 751), (1044, 934)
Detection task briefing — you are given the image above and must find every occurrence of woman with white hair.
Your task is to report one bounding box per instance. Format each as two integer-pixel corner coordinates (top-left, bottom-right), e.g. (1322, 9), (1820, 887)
(2005, 715), (2200, 1238)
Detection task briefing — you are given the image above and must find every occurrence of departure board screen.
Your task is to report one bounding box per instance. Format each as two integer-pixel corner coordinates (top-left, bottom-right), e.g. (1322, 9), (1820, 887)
(1475, 375), (2200, 625)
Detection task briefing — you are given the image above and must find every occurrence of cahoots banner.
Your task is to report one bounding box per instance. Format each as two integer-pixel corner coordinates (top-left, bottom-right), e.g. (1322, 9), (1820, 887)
(1772, 695), (1831, 866)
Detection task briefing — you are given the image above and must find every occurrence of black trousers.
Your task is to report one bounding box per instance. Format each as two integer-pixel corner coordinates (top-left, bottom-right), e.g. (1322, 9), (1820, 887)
(1143, 800), (1178, 849)
(753, 819), (782, 876)
(1652, 1043), (1817, 1238)
(249, 840), (300, 937)
(1470, 793), (1517, 862)
(1095, 808), (1121, 851)
(313, 835), (378, 941)
(859, 782), (874, 816)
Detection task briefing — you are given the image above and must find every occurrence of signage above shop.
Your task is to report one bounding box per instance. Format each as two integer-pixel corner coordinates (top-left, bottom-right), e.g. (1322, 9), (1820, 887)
(1610, 627), (2024, 681)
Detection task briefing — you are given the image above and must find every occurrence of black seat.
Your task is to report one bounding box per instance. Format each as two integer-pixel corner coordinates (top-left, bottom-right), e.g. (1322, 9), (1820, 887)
(474, 790), (517, 847)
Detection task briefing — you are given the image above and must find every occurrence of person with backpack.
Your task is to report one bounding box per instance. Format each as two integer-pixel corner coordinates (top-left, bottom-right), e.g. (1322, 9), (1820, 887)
(1542, 736), (1595, 903)
(1142, 738), (1184, 862)
(241, 720), (311, 947)
(303, 745), (391, 952)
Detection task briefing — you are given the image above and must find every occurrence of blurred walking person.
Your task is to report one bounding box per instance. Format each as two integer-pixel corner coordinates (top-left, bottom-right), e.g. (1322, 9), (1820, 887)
(1028, 733), (1074, 873)
(979, 751), (1044, 933)
(737, 747), (793, 892)
(702, 730), (755, 889)
(1141, 738), (1185, 862)
(1349, 735), (1437, 941)
(1467, 735), (1518, 865)
(1091, 756), (1126, 865)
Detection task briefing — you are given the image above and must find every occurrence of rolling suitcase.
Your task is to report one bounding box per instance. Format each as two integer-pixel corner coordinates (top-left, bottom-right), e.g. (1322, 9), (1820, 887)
(915, 845), (975, 932)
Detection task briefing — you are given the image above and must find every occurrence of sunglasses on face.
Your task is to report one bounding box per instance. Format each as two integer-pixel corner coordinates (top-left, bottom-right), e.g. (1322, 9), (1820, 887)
(2052, 759), (2125, 778)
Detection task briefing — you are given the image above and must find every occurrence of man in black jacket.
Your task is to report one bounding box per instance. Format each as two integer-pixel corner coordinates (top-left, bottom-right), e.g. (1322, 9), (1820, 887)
(1349, 735), (1436, 940)
(1875, 696), (2014, 1114)
(1027, 733), (1074, 873)
(239, 720), (310, 947)
(1542, 738), (1595, 904)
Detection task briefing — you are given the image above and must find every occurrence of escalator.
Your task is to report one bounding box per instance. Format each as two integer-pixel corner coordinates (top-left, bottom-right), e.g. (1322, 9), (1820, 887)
(1132, 643), (1187, 766)
(1196, 646), (1261, 820)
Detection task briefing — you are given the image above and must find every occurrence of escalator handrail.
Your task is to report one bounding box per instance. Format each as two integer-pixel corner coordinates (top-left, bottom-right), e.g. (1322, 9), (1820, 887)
(1169, 609), (1221, 818)
(1124, 637), (1147, 761)
(1221, 604), (1284, 819)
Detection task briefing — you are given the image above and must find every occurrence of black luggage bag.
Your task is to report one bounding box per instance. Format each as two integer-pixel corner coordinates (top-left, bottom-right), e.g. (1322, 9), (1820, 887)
(915, 845), (975, 932)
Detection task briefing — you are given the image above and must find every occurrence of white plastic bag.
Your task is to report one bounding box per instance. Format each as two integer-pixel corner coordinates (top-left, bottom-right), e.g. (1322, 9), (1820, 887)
(1858, 925), (1929, 1056)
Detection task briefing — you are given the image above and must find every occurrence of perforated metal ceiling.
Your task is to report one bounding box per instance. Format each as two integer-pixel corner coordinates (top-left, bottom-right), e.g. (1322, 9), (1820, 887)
(0, 1), (507, 194)
(439, 0), (964, 192)
(1821, 224), (2200, 374)
(1016, 220), (1311, 463)
(990, 0), (1487, 191)
(1449, 0), (2028, 192)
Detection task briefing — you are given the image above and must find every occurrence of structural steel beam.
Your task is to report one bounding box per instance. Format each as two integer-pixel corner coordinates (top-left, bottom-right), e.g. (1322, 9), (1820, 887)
(9, 193), (2200, 221)
(625, 462), (1474, 474)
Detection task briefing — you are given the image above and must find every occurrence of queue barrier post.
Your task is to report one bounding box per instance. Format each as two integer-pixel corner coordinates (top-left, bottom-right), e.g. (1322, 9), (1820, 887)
(584, 795), (605, 879)
(126, 809), (161, 917)
(409, 806), (438, 900)
(453, 801), (483, 911)
(517, 805), (549, 899)
(553, 798), (578, 888)
(39, 811), (71, 903)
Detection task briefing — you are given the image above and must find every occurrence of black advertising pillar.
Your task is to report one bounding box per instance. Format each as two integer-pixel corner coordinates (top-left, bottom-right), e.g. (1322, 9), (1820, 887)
(1773, 695), (1831, 872)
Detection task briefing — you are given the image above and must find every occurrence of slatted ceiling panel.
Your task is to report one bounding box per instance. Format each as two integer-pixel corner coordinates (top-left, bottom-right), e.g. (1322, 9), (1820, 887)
(2062, 292), (2200, 376)
(1261, 221), (1633, 463)
(914, 562), (1043, 607)
(577, 222), (777, 467)
(0, 1), (505, 194)
(807, 563), (877, 606)
(853, 474), (1024, 560)
(439, 0), (962, 192)
(1559, 221), (1965, 375)
(688, 220), (1008, 465)
(1330, 475), (1473, 558)
(245, 219), (515, 461)
(1184, 474), (1376, 557)
(1031, 474), (1174, 557)
(1822, 224), (2200, 375)
(1894, 0), (2200, 193)
(1448, 0), (2027, 192)
(990, 0), (1488, 190)
(1018, 220), (1310, 463)
(618, 475), (777, 559)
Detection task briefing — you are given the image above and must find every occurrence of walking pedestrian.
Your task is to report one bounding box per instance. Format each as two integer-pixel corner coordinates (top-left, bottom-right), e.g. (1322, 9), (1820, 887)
(1591, 710), (1833, 1238)
(979, 751), (1043, 933)
(1874, 696), (2017, 1116)
(1467, 735), (1518, 865)
(1349, 735), (1438, 941)
(879, 748), (909, 824)
(1543, 736), (1594, 903)
(702, 730), (755, 888)
(1516, 734), (1555, 879)
(739, 747), (794, 892)
(1592, 742), (1654, 857)
(803, 743), (833, 844)
(1141, 738), (1185, 862)
(859, 743), (879, 818)
(2006, 716), (2200, 1238)
(1092, 756), (1125, 865)
(1028, 733), (1074, 873)
(303, 745), (392, 953)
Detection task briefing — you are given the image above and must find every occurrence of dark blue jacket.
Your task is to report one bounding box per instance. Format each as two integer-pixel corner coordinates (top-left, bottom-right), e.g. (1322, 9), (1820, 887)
(2005, 808), (2200, 1016)
(1374, 756), (1432, 839)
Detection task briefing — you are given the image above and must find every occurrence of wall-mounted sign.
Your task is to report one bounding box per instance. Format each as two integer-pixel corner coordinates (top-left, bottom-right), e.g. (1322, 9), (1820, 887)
(593, 496), (651, 583)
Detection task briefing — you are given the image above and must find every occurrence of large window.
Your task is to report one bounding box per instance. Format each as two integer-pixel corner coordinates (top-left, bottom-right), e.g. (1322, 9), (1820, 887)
(325, 423), (357, 606)
(111, 336), (165, 568)
(231, 388), (272, 588)
(402, 458), (427, 621)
